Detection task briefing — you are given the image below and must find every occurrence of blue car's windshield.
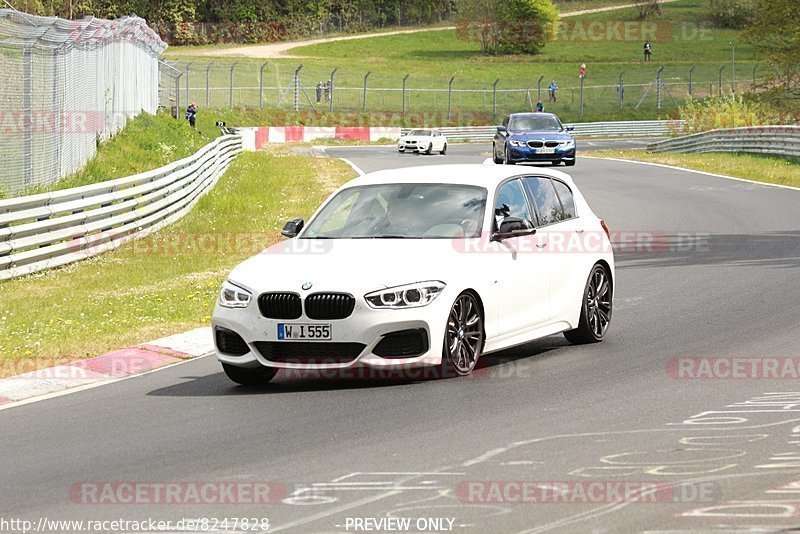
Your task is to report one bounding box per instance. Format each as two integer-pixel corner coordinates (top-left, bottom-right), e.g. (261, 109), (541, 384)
(509, 116), (563, 132)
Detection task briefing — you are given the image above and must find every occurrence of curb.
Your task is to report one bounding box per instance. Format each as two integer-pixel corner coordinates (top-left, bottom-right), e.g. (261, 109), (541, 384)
(0, 327), (214, 407)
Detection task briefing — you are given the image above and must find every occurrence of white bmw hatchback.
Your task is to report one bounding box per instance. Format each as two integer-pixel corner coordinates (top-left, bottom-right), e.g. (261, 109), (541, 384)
(212, 164), (614, 384)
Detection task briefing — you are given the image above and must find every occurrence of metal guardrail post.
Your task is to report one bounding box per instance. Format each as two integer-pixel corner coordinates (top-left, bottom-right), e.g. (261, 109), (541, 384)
(362, 71), (371, 112)
(447, 76), (455, 121)
(259, 61), (269, 109)
(402, 74), (409, 115)
(330, 67), (338, 112)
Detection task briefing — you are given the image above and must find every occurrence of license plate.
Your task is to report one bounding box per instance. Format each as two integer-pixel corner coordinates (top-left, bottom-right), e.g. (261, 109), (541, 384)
(278, 323), (331, 340)
(536, 148), (556, 154)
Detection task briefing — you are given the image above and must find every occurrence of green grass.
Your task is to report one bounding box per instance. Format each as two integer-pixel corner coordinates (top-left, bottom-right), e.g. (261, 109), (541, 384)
(585, 149), (800, 188)
(0, 149), (354, 375)
(164, 0), (761, 120)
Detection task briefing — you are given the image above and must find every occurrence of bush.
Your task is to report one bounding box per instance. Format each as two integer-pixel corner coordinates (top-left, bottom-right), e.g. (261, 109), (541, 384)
(679, 95), (784, 134)
(709, 0), (758, 29)
(497, 0), (558, 54)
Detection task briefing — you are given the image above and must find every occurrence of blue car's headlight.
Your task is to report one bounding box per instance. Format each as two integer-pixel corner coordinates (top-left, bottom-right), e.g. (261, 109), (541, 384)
(508, 140), (526, 147)
(559, 139), (575, 147)
(365, 281), (445, 309)
(219, 280), (252, 308)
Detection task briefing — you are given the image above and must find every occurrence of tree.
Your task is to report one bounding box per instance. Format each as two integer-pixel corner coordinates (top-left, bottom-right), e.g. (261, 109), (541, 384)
(742, 0), (800, 91)
(455, 0), (557, 55)
(709, 0), (757, 29)
(634, 0), (661, 20)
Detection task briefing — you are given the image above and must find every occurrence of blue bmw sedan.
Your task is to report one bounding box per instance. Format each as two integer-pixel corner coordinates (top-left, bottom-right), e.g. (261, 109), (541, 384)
(493, 113), (576, 166)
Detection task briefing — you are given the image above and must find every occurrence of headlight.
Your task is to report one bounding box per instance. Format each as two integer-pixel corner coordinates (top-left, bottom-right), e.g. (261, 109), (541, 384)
(559, 139), (575, 146)
(365, 281), (445, 309)
(218, 280), (252, 308)
(509, 140), (526, 147)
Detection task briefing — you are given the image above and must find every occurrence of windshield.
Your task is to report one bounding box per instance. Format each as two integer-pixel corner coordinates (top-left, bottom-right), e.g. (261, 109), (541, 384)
(508, 115), (563, 132)
(302, 183), (487, 239)
(408, 129), (432, 136)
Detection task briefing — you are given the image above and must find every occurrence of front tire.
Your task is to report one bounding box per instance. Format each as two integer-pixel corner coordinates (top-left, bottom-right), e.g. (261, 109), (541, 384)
(439, 143), (447, 155)
(504, 146), (516, 165)
(425, 143), (433, 155)
(439, 292), (484, 377)
(564, 264), (613, 344)
(222, 363), (278, 385)
(565, 158), (576, 167)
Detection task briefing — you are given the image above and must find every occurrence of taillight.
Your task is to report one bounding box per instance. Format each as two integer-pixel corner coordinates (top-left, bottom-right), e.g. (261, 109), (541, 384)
(600, 219), (611, 240)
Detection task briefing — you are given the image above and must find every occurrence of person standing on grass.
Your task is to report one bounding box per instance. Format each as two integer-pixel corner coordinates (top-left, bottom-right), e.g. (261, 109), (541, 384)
(644, 40), (652, 62)
(548, 80), (558, 103)
(316, 81), (323, 103)
(536, 99), (544, 112)
(185, 102), (197, 128)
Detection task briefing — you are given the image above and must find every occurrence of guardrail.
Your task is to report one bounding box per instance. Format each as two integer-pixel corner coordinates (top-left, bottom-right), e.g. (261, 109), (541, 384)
(648, 126), (800, 157)
(0, 134), (242, 280)
(401, 120), (685, 142)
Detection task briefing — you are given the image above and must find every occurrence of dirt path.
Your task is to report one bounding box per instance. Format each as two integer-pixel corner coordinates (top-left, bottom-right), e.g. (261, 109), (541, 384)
(176, 0), (680, 59)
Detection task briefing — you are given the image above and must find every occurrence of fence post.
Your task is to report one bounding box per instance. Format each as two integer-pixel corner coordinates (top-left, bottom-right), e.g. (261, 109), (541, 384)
(718, 66), (725, 97)
(22, 43), (32, 187)
(294, 64), (303, 112)
(656, 66), (664, 110)
(688, 66), (695, 97)
(229, 62), (238, 109)
(579, 75), (585, 115)
(184, 61), (193, 107)
(618, 70), (625, 109)
(752, 63), (759, 92)
(205, 62), (214, 108)
(175, 72), (182, 121)
(537, 75), (544, 101)
(402, 74), (409, 115)
(259, 61), (269, 109)
(730, 42), (736, 93)
(329, 67), (338, 112)
(447, 76), (455, 122)
(492, 79), (500, 120)
(362, 71), (371, 112)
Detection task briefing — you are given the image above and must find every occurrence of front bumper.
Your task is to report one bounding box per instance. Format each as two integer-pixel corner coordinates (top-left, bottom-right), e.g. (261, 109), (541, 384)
(507, 145), (575, 163)
(212, 291), (452, 371)
(398, 142), (423, 152)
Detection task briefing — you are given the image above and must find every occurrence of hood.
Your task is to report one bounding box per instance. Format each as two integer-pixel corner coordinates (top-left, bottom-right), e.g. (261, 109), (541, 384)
(401, 134), (432, 142)
(227, 237), (484, 295)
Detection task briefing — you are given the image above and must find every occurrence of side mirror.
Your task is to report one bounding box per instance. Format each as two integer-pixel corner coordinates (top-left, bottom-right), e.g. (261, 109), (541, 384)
(497, 125), (507, 135)
(281, 218), (304, 238)
(492, 217), (536, 241)
(566, 125), (575, 132)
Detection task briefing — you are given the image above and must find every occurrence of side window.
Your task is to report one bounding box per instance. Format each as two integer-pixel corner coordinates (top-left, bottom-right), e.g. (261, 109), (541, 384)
(551, 179), (577, 220)
(524, 177), (563, 226)
(502, 116), (509, 128)
(494, 180), (532, 226)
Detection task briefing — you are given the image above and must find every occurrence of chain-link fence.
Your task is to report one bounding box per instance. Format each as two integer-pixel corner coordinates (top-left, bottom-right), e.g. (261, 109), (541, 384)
(0, 9), (166, 196)
(165, 59), (768, 122)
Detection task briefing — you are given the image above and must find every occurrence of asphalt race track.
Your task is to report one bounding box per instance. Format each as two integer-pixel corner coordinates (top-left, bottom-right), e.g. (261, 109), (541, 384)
(3, 142), (800, 533)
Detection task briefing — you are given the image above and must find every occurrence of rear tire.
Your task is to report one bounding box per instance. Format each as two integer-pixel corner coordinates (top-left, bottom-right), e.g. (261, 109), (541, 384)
(439, 292), (484, 378)
(440, 143), (447, 155)
(564, 264), (613, 344)
(222, 363), (278, 385)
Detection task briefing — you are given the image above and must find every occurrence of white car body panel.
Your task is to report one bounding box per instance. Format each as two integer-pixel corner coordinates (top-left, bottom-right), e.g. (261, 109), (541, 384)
(212, 164), (614, 372)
